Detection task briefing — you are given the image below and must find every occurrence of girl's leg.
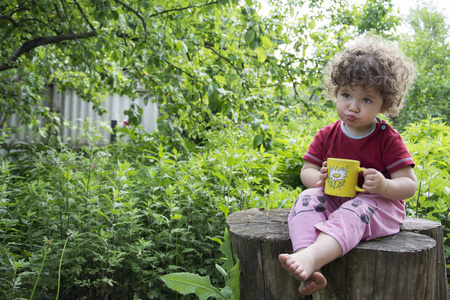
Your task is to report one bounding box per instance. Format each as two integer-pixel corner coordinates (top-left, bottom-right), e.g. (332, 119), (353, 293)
(314, 194), (405, 255)
(287, 188), (339, 252)
(281, 192), (404, 295)
(281, 188), (343, 295)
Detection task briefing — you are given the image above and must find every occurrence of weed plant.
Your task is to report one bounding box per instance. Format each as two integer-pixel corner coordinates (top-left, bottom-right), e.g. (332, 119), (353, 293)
(0, 110), (448, 299)
(402, 117), (450, 256)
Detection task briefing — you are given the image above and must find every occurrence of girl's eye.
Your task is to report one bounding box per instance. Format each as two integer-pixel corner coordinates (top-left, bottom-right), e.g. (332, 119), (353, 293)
(342, 93), (350, 98)
(362, 98), (372, 104)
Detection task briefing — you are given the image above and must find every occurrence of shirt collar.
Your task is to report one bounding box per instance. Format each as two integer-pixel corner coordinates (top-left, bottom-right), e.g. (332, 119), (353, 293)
(340, 120), (377, 139)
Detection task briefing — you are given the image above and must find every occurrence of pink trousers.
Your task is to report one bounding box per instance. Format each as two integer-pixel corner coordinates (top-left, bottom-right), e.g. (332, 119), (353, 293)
(288, 187), (406, 255)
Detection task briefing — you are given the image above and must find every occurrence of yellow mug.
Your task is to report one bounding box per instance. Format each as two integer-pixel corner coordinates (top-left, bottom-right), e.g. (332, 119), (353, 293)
(325, 158), (365, 198)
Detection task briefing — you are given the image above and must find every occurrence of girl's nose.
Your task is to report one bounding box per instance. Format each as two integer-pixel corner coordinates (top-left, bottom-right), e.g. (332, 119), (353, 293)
(348, 100), (359, 112)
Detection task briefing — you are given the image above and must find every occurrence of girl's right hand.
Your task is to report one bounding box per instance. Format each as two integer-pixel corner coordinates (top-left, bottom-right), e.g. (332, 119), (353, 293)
(317, 161), (328, 187)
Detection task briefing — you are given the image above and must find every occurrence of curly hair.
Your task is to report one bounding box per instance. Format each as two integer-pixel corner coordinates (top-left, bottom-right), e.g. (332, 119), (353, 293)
(324, 36), (416, 116)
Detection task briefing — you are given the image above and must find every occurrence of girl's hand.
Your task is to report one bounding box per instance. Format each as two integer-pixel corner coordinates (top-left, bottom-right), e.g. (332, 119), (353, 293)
(362, 168), (387, 195)
(301, 161), (327, 189)
(317, 161), (328, 187)
(363, 166), (417, 200)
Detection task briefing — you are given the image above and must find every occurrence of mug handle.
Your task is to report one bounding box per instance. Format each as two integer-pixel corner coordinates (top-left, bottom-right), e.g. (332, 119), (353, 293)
(356, 167), (366, 192)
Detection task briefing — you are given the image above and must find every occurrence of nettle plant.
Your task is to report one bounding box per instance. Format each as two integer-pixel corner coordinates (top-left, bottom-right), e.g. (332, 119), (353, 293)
(403, 117), (450, 218)
(402, 117), (450, 258)
(0, 110), (316, 299)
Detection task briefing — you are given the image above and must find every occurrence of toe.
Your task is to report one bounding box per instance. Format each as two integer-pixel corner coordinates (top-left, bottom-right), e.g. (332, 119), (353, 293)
(299, 271), (327, 295)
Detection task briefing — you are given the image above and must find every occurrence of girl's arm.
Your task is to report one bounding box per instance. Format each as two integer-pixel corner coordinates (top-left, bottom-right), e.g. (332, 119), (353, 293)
(362, 166), (417, 200)
(301, 161), (328, 189)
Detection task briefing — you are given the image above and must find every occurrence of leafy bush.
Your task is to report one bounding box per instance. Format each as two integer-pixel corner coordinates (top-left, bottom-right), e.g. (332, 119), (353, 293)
(1, 112), (449, 299)
(402, 117), (450, 260)
(0, 109), (322, 299)
(403, 117), (450, 217)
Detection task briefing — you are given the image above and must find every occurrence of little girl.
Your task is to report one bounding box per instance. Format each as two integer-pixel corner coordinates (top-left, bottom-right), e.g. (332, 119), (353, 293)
(279, 36), (418, 295)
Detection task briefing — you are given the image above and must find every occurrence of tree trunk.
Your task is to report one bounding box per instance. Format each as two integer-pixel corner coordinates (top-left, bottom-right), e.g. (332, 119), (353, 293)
(226, 208), (448, 300)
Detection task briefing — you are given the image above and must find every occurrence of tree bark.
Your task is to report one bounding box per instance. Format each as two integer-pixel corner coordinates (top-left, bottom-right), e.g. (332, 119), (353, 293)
(227, 208), (308, 300)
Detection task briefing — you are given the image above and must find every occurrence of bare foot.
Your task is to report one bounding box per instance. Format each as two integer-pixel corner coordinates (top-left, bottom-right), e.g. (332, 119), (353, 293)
(299, 271), (327, 295)
(279, 233), (341, 295)
(278, 251), (315, 282)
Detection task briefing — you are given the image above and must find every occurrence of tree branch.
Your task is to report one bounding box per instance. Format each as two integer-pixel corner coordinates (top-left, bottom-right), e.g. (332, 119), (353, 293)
(286, 67), (315, 115)
(148, 1), (219, 18)
(204, 45), (242, 77)
(0, 14), (19, 26)
(0, 31), (97, 71)
(115, 0), (198, 82)
(73, 0), (96, 32)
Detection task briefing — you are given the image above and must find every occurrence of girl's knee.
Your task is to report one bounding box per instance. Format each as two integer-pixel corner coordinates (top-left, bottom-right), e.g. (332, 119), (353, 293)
(291, 189), (328, 219)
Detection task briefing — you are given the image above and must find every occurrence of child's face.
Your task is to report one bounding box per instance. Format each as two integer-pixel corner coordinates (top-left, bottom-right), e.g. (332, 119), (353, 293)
(335, 85), (383, 137)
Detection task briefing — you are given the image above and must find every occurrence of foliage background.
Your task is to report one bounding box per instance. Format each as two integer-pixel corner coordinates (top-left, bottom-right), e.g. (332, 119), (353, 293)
(0, 0), (449, 299)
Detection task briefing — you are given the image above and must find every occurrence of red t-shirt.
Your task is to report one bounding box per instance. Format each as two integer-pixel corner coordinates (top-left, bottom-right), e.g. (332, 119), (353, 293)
(303, 119), (414, 187)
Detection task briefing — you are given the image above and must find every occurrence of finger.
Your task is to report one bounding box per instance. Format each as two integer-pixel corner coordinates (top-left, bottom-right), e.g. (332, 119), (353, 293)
(364, 175), (375, 181)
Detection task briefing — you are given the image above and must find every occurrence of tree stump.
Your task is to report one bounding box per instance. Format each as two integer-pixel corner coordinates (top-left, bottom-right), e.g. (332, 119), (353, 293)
(226, 208), (306, 300)
(226, 208), (448, 300)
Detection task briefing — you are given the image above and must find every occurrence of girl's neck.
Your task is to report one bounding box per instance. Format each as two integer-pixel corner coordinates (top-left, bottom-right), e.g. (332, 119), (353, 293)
(341, 119), (377, 138)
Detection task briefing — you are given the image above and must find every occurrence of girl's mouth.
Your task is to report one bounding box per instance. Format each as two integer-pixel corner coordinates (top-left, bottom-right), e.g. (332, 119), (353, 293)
(346, 115), (357, 122)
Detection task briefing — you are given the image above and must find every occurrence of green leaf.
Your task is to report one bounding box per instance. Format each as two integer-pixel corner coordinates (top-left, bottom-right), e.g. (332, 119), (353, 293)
(209, 98), (220, 112)
(207, 84), (220, 112)
(181, 248), (196, 254)
(261, 36), (272, 48)
(176, 40), (188, 54)
(229, 260), (240, 299)
(214, 75), (227, 85)
(256, 46), (267, 62)
(161, 273), (226, 300)
(219, 230), (234, 271)
(219, 203), (230, 218)
(261, 123), (271, 131)
(213, 172), (227, 181)
(172, 214), (183, 220)
(253, 134), (264, 148)
(244, 29), (255, 44)
(215, 264), (227, 277)
(251, 118), (261, 131)
(209, 237), (222, 245)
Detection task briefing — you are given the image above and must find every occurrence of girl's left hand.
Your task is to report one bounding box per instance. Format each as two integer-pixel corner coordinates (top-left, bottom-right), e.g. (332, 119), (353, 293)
(362, 168), (387, 195)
